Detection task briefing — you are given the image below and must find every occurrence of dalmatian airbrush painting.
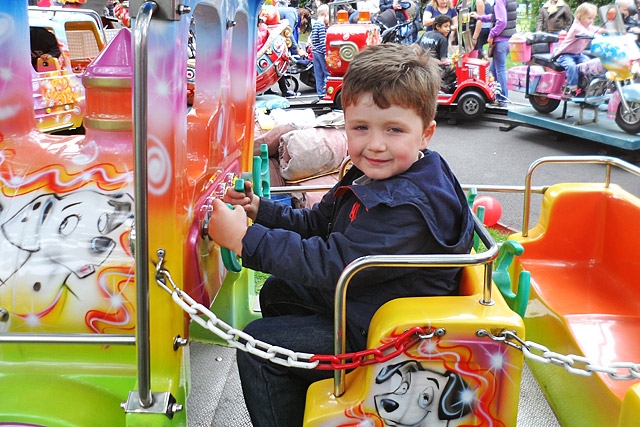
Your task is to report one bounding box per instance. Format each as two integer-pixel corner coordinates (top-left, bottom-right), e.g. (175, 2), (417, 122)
(373, 360), (473, 426)
(0, 190), (134, 332)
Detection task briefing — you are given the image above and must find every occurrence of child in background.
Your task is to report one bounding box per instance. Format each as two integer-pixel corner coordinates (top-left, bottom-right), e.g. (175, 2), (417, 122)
(553, 2), (605, 95)
(417, 14), (452, 61)
(310, 3), (329, 101)
(416, 14), (457, 93)
(207, 43), (475, 427)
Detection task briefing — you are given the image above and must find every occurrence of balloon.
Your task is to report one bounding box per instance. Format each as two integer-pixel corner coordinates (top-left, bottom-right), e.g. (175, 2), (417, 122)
(473, 195), (502, 227)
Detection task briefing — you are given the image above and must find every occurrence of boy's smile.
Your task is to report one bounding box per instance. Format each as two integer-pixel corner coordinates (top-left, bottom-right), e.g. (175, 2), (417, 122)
(344, 93), (436, 180)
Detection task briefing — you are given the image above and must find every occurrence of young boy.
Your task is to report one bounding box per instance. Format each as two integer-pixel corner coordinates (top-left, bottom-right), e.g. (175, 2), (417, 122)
(310, 3), (329, 101)
(208, 43), (475, 427)
(417, 14), (452, 61)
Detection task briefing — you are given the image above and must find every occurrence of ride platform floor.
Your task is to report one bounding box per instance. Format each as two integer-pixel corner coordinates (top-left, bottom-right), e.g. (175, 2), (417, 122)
(186, 342), (561, 426)
(507, 102), (640, 151)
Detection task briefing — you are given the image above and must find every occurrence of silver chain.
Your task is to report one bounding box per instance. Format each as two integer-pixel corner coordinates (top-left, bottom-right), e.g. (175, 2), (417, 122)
(153, 250), (640, 379)
(155, 265), (320, 370)
(478, 329), (640, 380)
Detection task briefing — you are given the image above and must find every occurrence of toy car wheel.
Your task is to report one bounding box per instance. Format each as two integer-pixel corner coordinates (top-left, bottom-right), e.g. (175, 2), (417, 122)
(530, 95), (560, 114)
(334, 90), (343, 110)
(615, 101), (640, 134)
(284, 76), (299, 93)
(456, 91), (485, 120)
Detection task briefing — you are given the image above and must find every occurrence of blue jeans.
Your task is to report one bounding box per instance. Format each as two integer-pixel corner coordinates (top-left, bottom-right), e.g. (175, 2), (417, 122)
(236, 276), (364, 427)
(556, 53), (590, 87)
(490, 40), (510, 102)
(312, 53), (328, 96)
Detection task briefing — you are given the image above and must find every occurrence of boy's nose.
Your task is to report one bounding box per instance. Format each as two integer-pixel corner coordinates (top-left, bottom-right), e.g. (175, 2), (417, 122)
(368, 134), (386, 151)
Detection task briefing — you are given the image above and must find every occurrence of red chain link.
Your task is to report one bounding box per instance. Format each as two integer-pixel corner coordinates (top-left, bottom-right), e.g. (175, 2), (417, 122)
(309, 326), (428, 370)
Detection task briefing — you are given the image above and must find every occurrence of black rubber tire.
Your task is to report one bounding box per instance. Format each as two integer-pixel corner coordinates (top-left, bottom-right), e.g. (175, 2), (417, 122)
(300, 69), (315, 89)
(456, 91), (486, 120)
(333, 90), (342, 110)
(529, 95), (560, 114)
(615, 101), (640, 134)
(284, 76), (299, 93)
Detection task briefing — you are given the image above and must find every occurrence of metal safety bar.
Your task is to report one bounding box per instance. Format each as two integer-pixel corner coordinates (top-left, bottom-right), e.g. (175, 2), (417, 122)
(0, 333), (135, 345)
(27, 6), (106, 38)
(522, 155), (640, 236)
(332, 214), (499, 396)
(132, 0), (157, 409)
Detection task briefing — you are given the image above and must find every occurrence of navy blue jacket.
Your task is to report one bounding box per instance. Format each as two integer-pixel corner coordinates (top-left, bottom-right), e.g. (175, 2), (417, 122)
(241, 149), (474, 344)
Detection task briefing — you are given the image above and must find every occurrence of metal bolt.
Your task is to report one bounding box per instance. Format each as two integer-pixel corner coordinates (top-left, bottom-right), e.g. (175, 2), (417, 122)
(226, 19), (236, 29)
(170, 403), (184, 414)
(173, 335), (188, 350)
(0, 308), (8, 322)
(177, 4), (191, 14)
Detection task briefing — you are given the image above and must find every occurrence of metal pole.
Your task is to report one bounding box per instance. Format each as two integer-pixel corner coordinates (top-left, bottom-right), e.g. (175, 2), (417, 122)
(133, 0), (157, 409)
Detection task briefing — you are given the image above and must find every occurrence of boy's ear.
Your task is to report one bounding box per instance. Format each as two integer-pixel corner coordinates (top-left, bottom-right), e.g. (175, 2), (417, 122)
(420, 120), (437, 150)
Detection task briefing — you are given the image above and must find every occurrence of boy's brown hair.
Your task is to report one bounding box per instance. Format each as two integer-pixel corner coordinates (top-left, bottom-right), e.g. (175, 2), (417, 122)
(340, 43), (441, 128)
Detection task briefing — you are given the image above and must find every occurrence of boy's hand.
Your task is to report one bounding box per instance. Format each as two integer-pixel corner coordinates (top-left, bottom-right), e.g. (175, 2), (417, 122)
(224, 180), (260, 220)
(208, 198), (248, 255)
(469, 12), (478, 19)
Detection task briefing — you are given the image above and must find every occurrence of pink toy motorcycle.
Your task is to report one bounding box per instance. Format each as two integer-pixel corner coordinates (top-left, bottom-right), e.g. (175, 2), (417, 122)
(507, 5), (640, 134)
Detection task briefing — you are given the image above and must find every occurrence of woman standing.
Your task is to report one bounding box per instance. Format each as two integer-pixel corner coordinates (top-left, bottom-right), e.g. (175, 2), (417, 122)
(423, 0), (458, 33)
(536, 0), (573, 33)
(472, 0), (517, 105)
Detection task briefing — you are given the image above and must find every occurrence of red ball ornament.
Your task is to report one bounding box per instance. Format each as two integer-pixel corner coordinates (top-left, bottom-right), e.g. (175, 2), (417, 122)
(473, 196), (502, 227)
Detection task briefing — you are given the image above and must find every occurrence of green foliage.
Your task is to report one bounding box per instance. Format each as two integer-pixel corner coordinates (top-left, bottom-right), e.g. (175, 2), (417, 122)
(255, 271), (270, 291)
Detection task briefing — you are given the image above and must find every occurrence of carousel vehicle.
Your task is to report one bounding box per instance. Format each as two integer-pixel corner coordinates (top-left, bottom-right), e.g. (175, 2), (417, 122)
(505, 156), (640, 427)
(323, 0), (495, 119)
(2, 1), (640, 426)
(28, 6), (107, 133)
(506, 5), (640, 137)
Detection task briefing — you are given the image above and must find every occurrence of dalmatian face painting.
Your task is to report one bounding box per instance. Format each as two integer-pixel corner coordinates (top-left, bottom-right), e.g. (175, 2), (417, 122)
(1, 191), (133, 280)
(0, 190), (134, 326)
(374, 360), (473, 426)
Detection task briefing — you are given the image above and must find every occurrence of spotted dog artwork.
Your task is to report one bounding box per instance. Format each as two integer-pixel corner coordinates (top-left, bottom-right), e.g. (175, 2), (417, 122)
(373, 361), (473, 427)
(0, 189), (135, 333)
(324, 327), (519, 427)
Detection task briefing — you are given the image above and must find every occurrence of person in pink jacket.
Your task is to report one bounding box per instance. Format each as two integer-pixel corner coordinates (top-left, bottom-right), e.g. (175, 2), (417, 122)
(553, 2), (605, 95)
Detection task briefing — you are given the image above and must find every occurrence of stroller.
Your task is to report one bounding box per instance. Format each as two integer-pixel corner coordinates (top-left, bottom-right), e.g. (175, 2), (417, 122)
(283, 45), (315, 92)
(375, 2), (420, 45)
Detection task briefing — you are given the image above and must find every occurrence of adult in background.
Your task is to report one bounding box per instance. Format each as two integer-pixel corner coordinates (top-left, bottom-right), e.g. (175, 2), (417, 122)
(456, 0), (488, 57)
(536, 0), (573, 33)
(477, 0), (492, 58)
(423, 0), (457, 34)
(616, 0), (640, 30)
(471, 0), (517, 106)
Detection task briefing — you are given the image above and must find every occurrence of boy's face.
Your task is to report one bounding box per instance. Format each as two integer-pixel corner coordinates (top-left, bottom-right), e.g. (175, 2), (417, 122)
(344, 93), (436, 180)
(436, 22), (451, 36)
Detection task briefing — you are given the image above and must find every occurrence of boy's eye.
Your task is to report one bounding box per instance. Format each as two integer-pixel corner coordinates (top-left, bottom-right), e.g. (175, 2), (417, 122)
(388, 127), (403, 133)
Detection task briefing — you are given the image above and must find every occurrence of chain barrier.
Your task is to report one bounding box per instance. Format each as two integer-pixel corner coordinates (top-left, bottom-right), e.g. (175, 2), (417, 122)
(155, 262), (440, 371)
(155, 253), (640, 378)
(478, 329), (640, 381)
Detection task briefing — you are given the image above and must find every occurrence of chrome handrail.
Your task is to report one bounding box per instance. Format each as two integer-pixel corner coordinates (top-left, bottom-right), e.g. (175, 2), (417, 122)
(522, 155), (640, 236)
(133, 0), (157, 409)
(0, 333), (135, 345)
(332, 214), (498, 396)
